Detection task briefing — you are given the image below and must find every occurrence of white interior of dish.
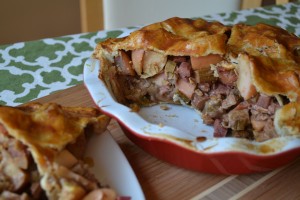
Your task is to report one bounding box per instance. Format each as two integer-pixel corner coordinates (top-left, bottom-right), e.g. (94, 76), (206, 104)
(84, 58), (300, 155)
(85, 130), (145, 200)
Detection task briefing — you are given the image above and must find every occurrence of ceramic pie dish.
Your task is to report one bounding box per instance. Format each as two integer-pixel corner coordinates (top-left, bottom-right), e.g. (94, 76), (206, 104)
(85, 17), (300, 174)
(84, 58), (300, 174)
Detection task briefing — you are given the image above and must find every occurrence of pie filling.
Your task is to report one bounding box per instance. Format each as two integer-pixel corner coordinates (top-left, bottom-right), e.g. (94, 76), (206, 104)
(0, 104), (116, 200)
(111, 49), (286, 142)
(0, 125), (115, 200)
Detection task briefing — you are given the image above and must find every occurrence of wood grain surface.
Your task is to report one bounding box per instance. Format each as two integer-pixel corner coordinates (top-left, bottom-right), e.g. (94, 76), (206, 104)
(33, 84), (300, 200)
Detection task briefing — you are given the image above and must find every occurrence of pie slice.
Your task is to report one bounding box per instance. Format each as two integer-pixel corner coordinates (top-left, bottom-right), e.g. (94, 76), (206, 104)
(93, 17), (300, 142)
(0, 102), (116, 200)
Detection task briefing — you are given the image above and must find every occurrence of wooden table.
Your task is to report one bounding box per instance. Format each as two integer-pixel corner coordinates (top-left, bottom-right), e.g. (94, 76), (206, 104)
(34, 84), (300, 200)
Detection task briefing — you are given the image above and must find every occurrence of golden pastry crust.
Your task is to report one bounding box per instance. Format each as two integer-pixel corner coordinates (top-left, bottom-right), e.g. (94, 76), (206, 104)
(0, 102), (114, 200)
(94, 17), (230, 59)
(228, 23), (300, 101)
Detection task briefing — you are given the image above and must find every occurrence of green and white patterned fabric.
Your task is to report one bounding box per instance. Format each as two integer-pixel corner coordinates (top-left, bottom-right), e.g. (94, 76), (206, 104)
(0, 2), (299, 106)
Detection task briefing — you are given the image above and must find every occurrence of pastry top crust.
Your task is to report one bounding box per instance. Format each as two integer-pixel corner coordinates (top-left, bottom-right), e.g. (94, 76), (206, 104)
(0, 102), (110, 172)
(94, 17), (230, 58)
(229, 23), (300, 101)
(228, 23), (300, 59)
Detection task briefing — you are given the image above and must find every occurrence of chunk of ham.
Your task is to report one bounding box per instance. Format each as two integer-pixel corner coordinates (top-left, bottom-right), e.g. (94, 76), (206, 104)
(221, 93), (238, 109)
(213, 119), (228, 137)
(217, 67), (237, 86)
(177, 62), (191, 79)
(256, 94), (272, 109)
(176, 79), (196, 99)
(191, 54), (223, 70)
(191, 90), (209, 111)
(236, 54), (257, 100)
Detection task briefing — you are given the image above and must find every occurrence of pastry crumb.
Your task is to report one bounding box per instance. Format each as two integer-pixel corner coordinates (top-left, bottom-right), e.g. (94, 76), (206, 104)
(129, 103), (140, 112)
(158, 123), (164, 127)
(160, 105), (170, 110)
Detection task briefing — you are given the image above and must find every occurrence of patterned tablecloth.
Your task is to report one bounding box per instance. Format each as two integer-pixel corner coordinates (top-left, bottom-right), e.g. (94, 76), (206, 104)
(0, 2), (299, 106)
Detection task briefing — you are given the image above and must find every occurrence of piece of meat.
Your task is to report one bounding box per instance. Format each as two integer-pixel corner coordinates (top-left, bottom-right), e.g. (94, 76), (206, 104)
(198, 82), (211, 93)
(268, 100), (281, 115)
(217, 67), (237, 86)
(177, 62), (192, 79)
(191, 90), (209, 111)
(256, 94), (272, 109)
(202, 95), (224, 119)
(227, 109), (250, 131)
(213, 119), (228, 137)
(158, 85), (175, 101)
(222, 93), (238, 109)
(210, 83), (231, 96)
(191, 54), (223, 70)
(176, 78), (196, 99)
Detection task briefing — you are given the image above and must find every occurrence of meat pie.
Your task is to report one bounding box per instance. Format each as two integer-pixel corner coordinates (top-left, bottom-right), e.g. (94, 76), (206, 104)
(0, 103), (115, 200)
(93, 17), (300, 142)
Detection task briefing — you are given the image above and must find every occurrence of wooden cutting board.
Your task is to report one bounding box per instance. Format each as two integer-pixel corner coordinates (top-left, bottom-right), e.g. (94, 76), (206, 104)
(34, 83), (300, 200)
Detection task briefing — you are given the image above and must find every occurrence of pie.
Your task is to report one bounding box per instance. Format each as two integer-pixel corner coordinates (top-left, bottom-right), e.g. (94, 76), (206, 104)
(93, 17), (300, 142)
(0, 102), (116, 200)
